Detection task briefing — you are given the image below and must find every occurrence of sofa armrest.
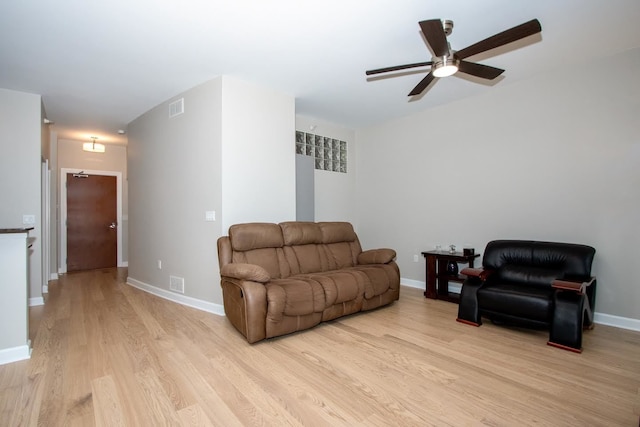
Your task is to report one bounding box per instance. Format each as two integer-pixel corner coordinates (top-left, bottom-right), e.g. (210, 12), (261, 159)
(220, 277), (267, 343)
(357, 248), (397, 265)
(220, 263), (271, 283)
(552, 277), (595, 294)
(460, 267), (494, 281)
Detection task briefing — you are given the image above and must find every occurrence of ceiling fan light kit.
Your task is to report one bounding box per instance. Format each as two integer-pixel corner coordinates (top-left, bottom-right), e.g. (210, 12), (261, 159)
(366, 18), (542, 96)
(432, 55), (459, 78)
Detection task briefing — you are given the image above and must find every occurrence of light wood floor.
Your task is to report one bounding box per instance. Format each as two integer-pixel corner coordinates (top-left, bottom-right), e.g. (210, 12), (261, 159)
(1, 268), (639, 426)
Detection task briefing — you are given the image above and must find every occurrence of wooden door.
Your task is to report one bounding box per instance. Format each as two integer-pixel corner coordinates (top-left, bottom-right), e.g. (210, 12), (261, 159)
(66, 173), (117, 271)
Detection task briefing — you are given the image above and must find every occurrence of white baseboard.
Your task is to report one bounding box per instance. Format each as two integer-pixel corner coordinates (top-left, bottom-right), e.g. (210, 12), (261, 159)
(126, 277), (225, 316)
(119, 261), (129, 267)
(400, 277), (640, 332)
(0, 344), (31, 365)
(29, 297), (44, 307)
(401, 278), (461, 294)
(400, 278), (424, 289)
(594, 312), (640, 332)
(49, 273), (58, 281)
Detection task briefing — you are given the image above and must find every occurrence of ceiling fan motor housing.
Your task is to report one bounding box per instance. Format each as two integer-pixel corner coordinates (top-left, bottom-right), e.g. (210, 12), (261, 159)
(442, 19), (454, 36)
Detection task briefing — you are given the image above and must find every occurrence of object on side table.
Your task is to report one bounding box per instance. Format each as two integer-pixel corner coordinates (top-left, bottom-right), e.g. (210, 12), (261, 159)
(456, 240), (596, 353)
(446, 260), (459, 275)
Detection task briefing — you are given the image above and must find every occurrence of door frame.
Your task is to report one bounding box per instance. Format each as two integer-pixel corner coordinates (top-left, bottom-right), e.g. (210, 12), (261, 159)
(42, 158), (50, 294)
(59, 168), (124, 274)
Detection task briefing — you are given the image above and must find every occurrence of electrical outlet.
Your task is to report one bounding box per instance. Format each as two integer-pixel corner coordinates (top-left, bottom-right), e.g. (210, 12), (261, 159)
(413, 254), (419, 262)
(22, 214), (35, 225)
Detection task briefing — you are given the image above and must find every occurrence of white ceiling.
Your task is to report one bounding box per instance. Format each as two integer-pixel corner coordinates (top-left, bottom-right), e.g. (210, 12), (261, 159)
(2, 1), (640, 145)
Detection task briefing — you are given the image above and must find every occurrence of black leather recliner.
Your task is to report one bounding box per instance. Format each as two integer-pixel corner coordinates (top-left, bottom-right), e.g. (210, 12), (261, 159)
(457, 240), (596, 352)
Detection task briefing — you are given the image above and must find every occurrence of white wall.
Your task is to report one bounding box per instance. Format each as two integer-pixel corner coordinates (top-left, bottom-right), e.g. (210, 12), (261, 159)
(355, 48), (640, 321)
(0, 88), (43, 303)
(128, 78), (223, 303)
(295, 116), (357, 224)
(221, 76), (296, 230)
(128, 76), (295, 306)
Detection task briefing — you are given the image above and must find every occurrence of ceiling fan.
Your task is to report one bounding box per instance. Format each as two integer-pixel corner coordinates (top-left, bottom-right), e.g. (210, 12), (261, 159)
(366, 18), (542, 96)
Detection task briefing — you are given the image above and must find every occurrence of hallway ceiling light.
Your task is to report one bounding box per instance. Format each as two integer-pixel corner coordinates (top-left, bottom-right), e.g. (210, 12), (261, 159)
(83, 136), (105, 153)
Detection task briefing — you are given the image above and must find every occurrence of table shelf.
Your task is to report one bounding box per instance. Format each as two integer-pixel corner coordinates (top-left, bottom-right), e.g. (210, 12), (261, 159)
(421, 251), (480, 303)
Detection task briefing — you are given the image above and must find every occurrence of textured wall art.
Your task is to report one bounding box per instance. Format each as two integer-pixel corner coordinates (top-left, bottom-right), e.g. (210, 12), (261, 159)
(295, 131), (347, 173)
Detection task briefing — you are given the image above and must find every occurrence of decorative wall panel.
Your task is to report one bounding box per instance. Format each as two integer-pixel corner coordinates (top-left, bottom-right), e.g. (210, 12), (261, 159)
(295, 131), (347, 173)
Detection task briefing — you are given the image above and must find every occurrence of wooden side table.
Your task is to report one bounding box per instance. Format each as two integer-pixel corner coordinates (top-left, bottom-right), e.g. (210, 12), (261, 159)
(421, 251), (480, 303)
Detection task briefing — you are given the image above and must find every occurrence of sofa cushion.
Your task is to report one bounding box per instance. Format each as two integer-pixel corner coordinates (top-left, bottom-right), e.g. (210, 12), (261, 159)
(496, 265), (563, 288)
(229, 222), (283, 251)
(319, 222), (358, 243)
(301, 271), (366, 307)
(483, 240), (595, 278)
(280, 221), (323, 245)
(232, 247), (286, 280)
(351, 265), (397, 299)
(531, 244), (595, 277)
(478, 283), (554, 324)
(229, 223), (289, 279)
(265, 278), (325, 319)
(284, 245), (327, 274)
(324, 242), (358, 270)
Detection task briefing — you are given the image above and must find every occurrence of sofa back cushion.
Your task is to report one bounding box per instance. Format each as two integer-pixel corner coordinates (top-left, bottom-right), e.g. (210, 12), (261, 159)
(228, 223), (289, 279)
(483, 240), (595, 287)
(225, 221), (366, 279)
(280, 222), (327, 274)
(280, 221), (323, 245)
(319, 222), (362, 270)
(279, 221), (363, 275)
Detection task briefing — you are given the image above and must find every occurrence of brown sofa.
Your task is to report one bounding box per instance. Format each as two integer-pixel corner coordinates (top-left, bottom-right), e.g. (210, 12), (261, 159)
(217, 221), (400, 343)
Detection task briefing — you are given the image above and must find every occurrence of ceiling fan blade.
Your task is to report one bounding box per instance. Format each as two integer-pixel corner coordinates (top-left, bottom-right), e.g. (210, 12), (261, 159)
(457, 60), (505, 79)
(366, 61), (432, 76)
(408, 72), (436, 96)
(456, 19), (542, 60)
(419, 19), (449, 57)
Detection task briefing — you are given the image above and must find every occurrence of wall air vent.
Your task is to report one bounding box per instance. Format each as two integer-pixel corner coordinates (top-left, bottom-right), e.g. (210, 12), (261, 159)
(169, 275), (185, 293)
(169, 98), (184, 118)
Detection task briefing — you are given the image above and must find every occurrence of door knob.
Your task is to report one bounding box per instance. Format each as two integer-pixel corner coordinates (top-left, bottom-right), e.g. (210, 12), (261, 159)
(109, 222), (117, 229)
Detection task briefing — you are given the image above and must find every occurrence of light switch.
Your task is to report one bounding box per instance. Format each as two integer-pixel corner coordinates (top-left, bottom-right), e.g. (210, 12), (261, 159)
(205, 211), (216, 221)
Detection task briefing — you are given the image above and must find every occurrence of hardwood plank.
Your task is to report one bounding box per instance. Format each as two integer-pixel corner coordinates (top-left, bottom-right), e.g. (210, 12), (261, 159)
(92, 375), (126, 427)
(134, 368), (183, 426)
(177, 403), (215, 427)
(0, 269), (638, 426)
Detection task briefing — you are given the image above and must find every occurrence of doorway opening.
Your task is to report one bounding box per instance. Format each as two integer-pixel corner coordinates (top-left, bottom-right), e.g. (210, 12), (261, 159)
(60, 169), (124, 273)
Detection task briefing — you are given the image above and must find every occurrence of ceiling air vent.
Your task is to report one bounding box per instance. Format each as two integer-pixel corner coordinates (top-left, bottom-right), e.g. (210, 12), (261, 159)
(169, 98), (184, 118)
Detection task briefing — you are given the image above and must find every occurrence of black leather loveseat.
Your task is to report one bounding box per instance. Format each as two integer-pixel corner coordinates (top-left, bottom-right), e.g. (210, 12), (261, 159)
(456, 240), (596, 352)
